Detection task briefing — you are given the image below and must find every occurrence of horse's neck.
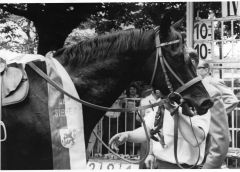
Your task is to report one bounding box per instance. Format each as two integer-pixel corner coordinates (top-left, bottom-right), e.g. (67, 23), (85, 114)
(55, 30), (156, 144)
(65, 31), (155, 107)
(69, 56), (139, 107)
(58, 53), (143, 145)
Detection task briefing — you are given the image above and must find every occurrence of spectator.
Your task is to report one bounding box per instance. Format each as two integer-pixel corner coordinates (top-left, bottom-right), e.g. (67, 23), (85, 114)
(120, 83), (141, 155)
(195, 59), (239, 168)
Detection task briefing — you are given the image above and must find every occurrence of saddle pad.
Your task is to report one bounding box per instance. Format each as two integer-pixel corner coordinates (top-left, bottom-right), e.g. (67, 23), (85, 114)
(0, 49), (45, 106)
(2, 67), (29, 106)
(45, 55), (86, 169)
(0, 49), (45, 65)
(2, 67), (23, 97)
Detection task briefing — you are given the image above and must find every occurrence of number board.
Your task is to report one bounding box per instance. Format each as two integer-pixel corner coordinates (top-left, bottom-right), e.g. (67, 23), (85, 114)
(193, 42), (211, 60)
(87, 160), (139, 170)
(193, 21), (212, 60)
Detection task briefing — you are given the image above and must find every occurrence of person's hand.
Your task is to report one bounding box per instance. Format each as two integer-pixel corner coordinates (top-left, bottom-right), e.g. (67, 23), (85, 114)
(109, 132), (129, 152)
(144, 154), (155, 169)
(163, 99), (178, 113)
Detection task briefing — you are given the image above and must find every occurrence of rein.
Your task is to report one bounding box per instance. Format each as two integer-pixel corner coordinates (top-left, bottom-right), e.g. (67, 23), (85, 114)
(28, 61), (163, 164)
(28, 62), (162, 113)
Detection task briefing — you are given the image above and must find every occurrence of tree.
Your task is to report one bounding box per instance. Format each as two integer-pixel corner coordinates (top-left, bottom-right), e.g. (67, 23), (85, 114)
(0, 3), (103, 55)
(0, 9), (37, 53)
(0, 2), (188, 55)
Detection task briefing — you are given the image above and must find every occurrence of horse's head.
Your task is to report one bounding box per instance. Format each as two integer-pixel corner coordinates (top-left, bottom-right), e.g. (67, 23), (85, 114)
(149, 16), (213, 115)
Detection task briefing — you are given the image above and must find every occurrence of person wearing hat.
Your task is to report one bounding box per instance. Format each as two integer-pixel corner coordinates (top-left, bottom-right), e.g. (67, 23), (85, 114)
(197, 60), (239, 169)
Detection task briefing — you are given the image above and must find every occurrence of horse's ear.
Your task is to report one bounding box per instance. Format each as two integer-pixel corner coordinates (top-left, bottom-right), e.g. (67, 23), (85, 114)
(160, 14), (172, 37)
(53, 47), (65, 57)
(171, 18), (184, 31)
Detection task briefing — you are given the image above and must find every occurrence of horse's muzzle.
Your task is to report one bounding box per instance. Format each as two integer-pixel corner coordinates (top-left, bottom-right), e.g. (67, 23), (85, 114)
(195, 98), (213, 115)
(182, 98), (213, 116)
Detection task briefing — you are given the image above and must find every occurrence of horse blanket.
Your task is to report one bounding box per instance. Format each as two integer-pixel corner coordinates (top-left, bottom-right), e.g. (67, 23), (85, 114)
(0, 50), (86, 169)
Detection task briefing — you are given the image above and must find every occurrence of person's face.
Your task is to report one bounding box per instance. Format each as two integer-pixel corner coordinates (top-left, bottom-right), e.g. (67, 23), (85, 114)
(154, 90), (162, 99)
(129, 87), (137, 96)
(189, 55), (209, 78)
(195, 60), (209, 78)
(197, 66), (209, 78)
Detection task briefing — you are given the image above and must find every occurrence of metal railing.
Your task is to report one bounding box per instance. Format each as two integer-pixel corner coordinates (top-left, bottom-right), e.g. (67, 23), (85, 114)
(88, 98), (141, 160)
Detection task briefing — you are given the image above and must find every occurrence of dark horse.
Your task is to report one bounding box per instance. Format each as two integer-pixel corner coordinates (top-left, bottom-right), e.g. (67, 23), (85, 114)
(1, 18), (213, 169)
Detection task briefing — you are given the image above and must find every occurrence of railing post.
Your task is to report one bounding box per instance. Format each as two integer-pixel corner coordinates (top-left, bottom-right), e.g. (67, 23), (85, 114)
(186, 2), (194, 48)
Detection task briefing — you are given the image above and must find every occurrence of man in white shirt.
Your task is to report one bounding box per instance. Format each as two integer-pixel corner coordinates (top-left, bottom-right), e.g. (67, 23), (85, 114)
(109, 93), (211, 168)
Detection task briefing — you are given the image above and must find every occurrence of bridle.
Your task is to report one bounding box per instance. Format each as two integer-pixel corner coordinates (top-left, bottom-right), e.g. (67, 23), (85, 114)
(149, 27), (203, 169)
(151, 27), (202, 99)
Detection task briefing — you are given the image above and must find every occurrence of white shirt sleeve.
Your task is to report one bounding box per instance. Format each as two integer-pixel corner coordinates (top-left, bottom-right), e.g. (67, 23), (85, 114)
(188, 110), (211, 137)
(140, 94), (157, 129)
(143, 109), (156, 129)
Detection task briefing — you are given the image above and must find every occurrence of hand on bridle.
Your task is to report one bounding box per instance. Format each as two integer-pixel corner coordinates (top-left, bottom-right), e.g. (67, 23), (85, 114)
(163, 99), (179, 116)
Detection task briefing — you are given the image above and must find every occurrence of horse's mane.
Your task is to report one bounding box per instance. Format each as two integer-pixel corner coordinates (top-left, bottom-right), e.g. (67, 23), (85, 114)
(54, 28), (151, 68)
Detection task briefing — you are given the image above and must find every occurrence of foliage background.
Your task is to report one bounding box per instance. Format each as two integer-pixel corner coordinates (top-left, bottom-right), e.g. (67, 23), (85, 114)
(0, 2), (188, 54)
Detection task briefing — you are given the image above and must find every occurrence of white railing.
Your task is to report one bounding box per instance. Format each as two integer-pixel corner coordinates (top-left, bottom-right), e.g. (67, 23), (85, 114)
(88, 98), (141, 160)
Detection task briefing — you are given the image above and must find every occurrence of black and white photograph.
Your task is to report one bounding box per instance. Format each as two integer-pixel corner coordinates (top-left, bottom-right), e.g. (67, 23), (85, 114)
(0, 1), (240, 170)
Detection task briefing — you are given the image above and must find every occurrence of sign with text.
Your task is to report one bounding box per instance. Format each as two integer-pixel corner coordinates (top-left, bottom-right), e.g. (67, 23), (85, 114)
(194, 21), (212, 60)
(87, 159), (139, 170)
(194, 21), (212, 41)
(222, 1), (240, 17)
(193, 42), (211, 60)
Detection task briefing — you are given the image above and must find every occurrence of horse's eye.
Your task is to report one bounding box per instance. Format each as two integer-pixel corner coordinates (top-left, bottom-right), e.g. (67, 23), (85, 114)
(191, 59), (198, 68)
(191, 59), (195, 65)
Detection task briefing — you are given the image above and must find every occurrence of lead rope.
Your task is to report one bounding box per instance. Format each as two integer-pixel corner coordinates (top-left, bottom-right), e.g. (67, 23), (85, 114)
(173, 109), (200, 169)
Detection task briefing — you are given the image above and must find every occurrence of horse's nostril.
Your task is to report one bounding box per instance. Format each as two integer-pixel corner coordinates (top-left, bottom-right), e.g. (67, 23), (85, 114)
(201, 99), (214, 110)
